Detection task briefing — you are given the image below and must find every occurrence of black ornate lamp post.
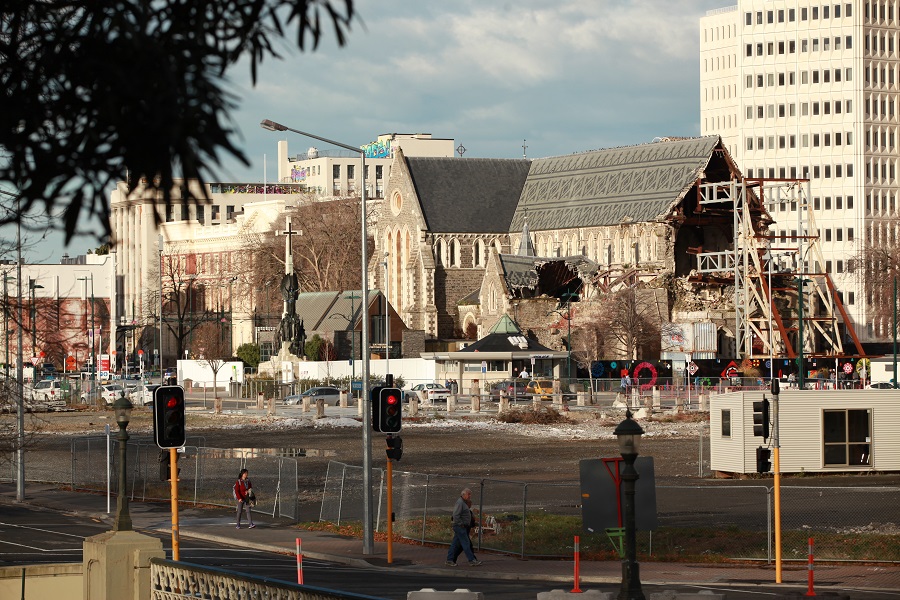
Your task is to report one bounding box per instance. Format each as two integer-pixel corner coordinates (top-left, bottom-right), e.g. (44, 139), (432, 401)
(113, 393), (134, 531)
(614, 409), (645, 600)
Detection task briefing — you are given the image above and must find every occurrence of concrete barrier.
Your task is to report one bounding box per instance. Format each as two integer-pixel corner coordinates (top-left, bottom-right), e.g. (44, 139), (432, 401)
(409, 397), (419, 416)
(339, 391), (348, 408)
(499, 395), (509, 413)
(538, 591), (612, 600)
(447, 395), (456, 412)
(315, 399), (325, 418)
(408, 589), (484, 599)
(532, 395), (542, 410)
(302, 397), (310, 412)
(267, 398), (275, 416)
(471, 395), (481, 413)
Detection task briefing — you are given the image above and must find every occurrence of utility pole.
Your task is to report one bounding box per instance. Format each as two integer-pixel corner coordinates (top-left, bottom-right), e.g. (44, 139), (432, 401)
(158, 234), (164, 381)
(15, 199), (25, 501)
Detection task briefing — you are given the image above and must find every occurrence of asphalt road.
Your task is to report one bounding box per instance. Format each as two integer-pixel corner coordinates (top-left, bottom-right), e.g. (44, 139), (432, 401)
(3, 503), (898, 600)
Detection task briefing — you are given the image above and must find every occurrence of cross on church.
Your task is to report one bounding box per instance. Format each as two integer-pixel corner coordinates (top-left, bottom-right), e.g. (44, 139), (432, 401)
(522, 139), (528, 159)
(275, 216), (302, 275)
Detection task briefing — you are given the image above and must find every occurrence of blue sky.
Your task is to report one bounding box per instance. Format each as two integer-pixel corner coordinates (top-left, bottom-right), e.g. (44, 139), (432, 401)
(23, 0), (727, 262)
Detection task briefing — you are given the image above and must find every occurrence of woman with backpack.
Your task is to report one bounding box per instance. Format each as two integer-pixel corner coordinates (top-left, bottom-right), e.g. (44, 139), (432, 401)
(233, 468), (256, 529)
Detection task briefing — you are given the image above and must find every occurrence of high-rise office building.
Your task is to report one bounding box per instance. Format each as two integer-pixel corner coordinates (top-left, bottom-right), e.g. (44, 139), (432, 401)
(700, 2), (899, 341)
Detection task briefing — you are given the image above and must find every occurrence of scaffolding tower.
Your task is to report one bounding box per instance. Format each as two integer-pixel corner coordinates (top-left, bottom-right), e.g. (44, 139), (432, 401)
(694, 177), (863, 361)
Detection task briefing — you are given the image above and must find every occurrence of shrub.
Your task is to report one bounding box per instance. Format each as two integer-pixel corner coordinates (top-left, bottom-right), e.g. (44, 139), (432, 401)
(497, 405), (566, 425)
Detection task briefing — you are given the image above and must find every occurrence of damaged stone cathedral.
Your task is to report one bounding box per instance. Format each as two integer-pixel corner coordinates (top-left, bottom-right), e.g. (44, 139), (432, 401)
(373, 135), (852, 365)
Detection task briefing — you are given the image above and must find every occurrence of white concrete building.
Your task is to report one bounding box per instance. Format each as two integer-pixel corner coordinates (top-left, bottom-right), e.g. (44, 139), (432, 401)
(111, 133), (455, 369)
(700, 1), (899, 341)
(1, 254), (116, 373)
(272, 133), (455, 196)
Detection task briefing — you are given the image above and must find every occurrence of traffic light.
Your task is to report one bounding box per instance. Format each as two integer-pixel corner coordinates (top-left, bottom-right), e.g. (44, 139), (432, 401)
(158, 449), (181, 481)
(373, 387), (403, 433)
(752, 397), (770, 440)
(756, 446), (772, 473)
(386, 435), (403, 461)
(154, 385), (186, 449)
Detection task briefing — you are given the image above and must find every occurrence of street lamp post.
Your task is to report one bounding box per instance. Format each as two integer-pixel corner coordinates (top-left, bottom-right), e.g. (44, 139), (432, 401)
(2, 272), (13, 380)
(29, 278), (44, 361)
(78, 275), (96, 404)
(112, 393), (134, 531)
(614, 410), (645, 600)
(260, 118), (374, 554)
(383, 252), (390, 373)
(794, 277), (810, 390)
(159, 236), (166, 381)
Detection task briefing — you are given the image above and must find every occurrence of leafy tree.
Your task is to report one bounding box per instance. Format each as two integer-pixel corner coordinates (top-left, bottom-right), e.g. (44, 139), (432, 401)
(235, 343), (260, 368)
(0, 0), (356, 242)
(850, 223), (900, 339)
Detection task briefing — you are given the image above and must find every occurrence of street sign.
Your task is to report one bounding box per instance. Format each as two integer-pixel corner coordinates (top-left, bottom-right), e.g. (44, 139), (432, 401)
(30, 356), (40, 366)
(842, 362), (853, 374)
(687, 361), (699, 375)
(351, 380), (364, 391)
(481, 360), (487, 374)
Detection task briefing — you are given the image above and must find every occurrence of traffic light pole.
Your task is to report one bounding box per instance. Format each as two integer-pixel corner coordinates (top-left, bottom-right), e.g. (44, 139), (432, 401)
(772, 380), (782, 582)
(170, 447), (180, 561)
(386, 453), (394, 564)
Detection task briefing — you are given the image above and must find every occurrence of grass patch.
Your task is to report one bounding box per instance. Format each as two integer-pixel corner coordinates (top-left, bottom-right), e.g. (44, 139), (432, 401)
(302, 513), (900, 563)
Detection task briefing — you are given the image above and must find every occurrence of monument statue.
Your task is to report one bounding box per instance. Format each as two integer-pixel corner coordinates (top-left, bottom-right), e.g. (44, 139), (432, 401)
(275, 218), (307, 357)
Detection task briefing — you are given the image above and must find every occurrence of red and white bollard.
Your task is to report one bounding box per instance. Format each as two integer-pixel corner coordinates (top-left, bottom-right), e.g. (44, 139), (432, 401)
(296, 537), (304, 585)
(805, 537), (815, 596)
(571, 535), (583, 593)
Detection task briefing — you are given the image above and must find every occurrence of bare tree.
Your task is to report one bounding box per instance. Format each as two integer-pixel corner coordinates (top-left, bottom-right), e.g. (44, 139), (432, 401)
(570, 312), (606, 397)
(193, 322), (233, 399)
(850, 222), (900, 339)
(596, 287), (668, 360)
(246, 197), (365, 294)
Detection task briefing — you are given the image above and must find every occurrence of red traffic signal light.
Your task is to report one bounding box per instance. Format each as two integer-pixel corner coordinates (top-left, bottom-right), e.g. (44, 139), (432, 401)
(372, 387), (402, 433)
(154, 385), (186, 449)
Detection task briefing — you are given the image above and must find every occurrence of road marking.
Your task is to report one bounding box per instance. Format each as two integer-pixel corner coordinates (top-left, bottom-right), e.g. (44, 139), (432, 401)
(0, 521), (95, 539)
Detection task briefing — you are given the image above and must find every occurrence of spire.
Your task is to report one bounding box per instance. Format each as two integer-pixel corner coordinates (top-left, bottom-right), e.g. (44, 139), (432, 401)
(517, 211), (536, 257)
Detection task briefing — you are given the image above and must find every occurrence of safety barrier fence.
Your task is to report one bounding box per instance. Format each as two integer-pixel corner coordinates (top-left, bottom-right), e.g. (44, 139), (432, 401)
(4, 442), (897, 588)
(321, 461), (900, 578)
(67, 436), (300, 520)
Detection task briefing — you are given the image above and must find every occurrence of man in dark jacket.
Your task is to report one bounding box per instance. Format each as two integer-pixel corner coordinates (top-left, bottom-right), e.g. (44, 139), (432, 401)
(445, 488), (481, 566)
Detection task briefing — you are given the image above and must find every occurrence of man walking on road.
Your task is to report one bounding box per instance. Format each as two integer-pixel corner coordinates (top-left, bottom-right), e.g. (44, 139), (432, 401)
(446, 488), (481, 566)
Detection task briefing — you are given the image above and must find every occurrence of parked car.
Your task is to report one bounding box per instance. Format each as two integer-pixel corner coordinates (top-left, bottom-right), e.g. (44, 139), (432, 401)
(866, 381), (894, 389)
(489, 379), (529, 401)
(130, 384), (161, 407)
(405, 383), (450, 403)
(30, 379), (64, 402)
(82, 383), (127, 405)
(525, 379), (555, 400)
(283, 386), (343, 406)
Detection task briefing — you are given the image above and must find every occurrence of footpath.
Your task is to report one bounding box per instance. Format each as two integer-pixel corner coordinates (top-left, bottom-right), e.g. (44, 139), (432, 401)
(3, 482), (900, 595)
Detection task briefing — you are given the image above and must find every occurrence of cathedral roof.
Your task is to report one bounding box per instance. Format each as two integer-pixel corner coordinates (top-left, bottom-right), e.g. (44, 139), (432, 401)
(405, 157), (531, 233)
(510, 135), (724, 232)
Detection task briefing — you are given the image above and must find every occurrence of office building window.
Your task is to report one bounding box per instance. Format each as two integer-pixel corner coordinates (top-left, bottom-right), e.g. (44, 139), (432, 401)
(825, 197), (832, 210)
(745, 12), (752, 25)
(721, 409), (731, 437)
(801, 7), (808, 20)
(837, 229), (843, 242)
(332, 164), (340, 178)
(836, 196), (843, 209)
(847, 196), (854, 208)
(826, 229), (832, 241)
(789, 8), (795, 21)
(837, 260), (844, 272)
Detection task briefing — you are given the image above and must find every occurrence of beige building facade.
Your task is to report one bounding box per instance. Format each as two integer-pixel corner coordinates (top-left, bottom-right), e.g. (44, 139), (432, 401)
(700, 1), (900, 340)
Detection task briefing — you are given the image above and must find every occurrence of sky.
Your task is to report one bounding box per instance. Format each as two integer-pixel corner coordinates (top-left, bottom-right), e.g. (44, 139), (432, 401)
(22, 0), (728, 263)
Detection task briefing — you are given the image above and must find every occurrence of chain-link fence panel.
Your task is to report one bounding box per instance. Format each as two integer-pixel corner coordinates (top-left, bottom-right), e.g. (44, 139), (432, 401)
(320, 462), (384, 526)
(779, 486), (900, 578)
(382, 469), (434, 542)
(647, 485), (770, 561)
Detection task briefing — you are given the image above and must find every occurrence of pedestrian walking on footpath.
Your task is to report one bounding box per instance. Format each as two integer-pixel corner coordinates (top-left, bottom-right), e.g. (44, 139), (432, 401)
(445, 487), (481, 566)
(233, 468), (256, 529)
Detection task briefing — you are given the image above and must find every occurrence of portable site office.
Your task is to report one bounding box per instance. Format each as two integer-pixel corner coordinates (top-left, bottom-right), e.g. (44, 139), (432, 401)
(710, 390), (900, 475)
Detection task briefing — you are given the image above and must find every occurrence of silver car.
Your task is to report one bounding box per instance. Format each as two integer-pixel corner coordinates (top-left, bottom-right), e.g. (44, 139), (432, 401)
(283, 386), (343, 406)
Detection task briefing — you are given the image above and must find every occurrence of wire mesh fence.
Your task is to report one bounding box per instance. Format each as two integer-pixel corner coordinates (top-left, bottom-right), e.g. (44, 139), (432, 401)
(321, 460), (899, 573)
(68, 436), (301, 520)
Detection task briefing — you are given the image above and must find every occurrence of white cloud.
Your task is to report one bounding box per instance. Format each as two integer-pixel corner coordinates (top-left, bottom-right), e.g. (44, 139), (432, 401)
(32, 0), (730, 260)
